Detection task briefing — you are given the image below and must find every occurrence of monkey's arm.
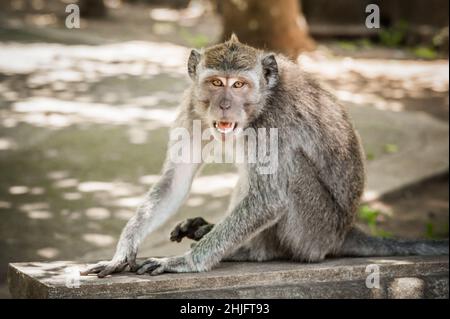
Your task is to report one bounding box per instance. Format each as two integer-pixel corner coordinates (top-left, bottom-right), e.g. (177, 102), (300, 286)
(135, 174), (286, 275)
(80, 159), (202, 277)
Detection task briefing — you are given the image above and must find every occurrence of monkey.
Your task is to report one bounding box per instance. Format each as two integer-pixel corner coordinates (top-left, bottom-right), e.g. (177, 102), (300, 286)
(81, 35), (448, 278)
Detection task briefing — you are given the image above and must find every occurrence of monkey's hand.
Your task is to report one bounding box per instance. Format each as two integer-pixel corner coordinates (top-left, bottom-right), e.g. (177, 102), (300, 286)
(135, 254), (201, 276)
(170, 217), (214, 242)
(80, 249), (138, 278)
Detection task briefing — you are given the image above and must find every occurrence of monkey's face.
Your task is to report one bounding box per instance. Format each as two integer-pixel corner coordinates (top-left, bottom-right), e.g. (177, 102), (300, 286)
(196, 72), (261, 141)
(187, 36), (279, 141)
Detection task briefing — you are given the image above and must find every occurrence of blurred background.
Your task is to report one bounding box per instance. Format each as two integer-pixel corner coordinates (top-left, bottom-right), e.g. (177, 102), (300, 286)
(0, 0), (448, 298)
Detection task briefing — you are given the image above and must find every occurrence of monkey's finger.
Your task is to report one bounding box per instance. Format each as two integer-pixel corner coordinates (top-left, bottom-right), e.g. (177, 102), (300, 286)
(136, 261), (160, 275)
(170, 220), (191, 242)
(193, 224), (214, 241)
(97, 262), (126, 278)
(179, 219), (192, 233)
(170, 225), (183, 242)
(190, 217), (208, 228)
(149, 266), (165, 276)
(80, 262), (107, 276)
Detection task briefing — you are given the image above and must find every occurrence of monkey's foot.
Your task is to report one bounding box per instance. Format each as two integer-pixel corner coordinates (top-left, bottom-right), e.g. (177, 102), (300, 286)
(80, 250), (138, 278)
(170, 217), (214, 242)
(135, 255), (197, 276)
(80, 259), (132, 278)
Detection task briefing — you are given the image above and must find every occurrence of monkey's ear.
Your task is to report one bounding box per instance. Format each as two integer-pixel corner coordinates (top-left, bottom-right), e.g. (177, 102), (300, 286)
(188, 49), (201, 80)
(229, 33), (240, 43)
(261, 54), (279, 88)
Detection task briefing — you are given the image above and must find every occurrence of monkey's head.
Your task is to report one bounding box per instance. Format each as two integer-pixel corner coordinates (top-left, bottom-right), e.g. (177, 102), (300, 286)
(188, 34), (279, 140)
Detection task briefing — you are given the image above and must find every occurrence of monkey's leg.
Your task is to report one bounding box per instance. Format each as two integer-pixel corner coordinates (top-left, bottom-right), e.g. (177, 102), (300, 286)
(222, 226), (287, 262)
(135, 174), (288, 275)
(170, 217), (214, 242)
(277, 168), (350, 263)
(170, 219), (285, 261)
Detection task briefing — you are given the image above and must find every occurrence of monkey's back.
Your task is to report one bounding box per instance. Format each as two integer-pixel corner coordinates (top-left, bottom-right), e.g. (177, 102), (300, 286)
(253, 57), (366, 260)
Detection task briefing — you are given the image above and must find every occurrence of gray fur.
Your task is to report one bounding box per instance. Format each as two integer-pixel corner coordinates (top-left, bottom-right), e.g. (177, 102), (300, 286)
(81, 38), (448, 278)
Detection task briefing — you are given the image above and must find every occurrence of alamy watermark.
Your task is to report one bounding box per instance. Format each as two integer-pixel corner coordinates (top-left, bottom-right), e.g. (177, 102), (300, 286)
(65, 4), (80, 29)
(365, 264), (380, 289)
(64, 266), (81, 288)
(365, 4), (380, 29)
(169, 120), (279, 175)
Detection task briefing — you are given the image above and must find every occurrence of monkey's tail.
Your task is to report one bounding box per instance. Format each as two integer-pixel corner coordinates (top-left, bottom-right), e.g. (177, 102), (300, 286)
(338, 227), (449, 257)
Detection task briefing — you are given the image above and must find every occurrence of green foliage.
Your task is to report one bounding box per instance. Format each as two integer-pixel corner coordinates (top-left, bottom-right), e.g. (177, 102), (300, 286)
(378, 20), (409, 47)
(358, 205), (392, 238)
(337, 41), (357, 51)
(359, 205), (379, 232)
(358, 38), (373, 49)
(180, 29), (209, 48)
(432, 29), (448, 47)
(425, 222), (435, 239)
(383, 143), (398, 154)
(412, 46), (438, 60)
(337, 38), (373, 51)
(425, 221), (449, 239)
(375, 229), (393, 238)
(366, 151), (375, 161)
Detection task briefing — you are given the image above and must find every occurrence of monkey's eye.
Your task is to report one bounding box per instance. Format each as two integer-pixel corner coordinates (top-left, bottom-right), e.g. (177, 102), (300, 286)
(232, 81), (245, 88)
(211, 79), (224, 87)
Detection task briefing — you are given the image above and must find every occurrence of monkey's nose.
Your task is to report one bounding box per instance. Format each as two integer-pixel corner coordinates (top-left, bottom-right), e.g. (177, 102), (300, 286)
(219, 100), (231, 110)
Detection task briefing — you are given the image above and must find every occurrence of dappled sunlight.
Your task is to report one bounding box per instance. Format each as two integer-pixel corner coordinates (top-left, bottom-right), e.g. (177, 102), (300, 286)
(299, 54), (449, 92)
(36, 247), (59, 259)
(299, 53), (449, 114)
(12, 97), (178, 128)
(77, 181), (141, 198)
(26, 210), (52, 219)
(367, 258), (415, 265)
(62, 192), (82, 201)
(53, 178), (78, 188)
(47, 170), (70, 180)
(334, 90), (405, 112)
(186, 196), (205, 207)
(19, 201), (52, 219)
(114, 209), (135, 221)
(368, 201), (394, 218)
(139, 175), (161, 185)
(30, 187), (45, 195)
(9, 185), (29, 195)
(0, 41), (188, 75)
(85, 207), (111, 220)
(82, 233), (115, 247)
(20, 202), (49, 211)
(205, 199), (225, 211)
(388, 277), (425, 298)
(362, 190), (380, 203)
(0, 138), (17, 151)
(77, 181), (115, 193)
(127, 127), (148, 145)
(150, 3), (205, 22)
(113, 196), (143, 208)
(191, 173), (239, 195)
(0, 201), (12, 209)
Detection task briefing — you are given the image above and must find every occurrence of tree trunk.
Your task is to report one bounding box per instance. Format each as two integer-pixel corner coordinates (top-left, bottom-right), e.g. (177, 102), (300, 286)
(221, 0), (315, 58)
(80, 0), (107, 18)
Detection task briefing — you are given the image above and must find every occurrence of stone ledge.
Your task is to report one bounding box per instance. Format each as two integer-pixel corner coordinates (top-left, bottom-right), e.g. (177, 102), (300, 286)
(8, 256), (449, 299)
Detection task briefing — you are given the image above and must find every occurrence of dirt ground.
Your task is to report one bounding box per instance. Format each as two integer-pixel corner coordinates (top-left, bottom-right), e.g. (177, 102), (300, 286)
(359, 174), (449, 239)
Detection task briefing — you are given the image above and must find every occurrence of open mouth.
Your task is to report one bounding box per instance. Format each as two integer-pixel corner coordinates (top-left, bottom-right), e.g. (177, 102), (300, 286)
(213, 121), (237, 134)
